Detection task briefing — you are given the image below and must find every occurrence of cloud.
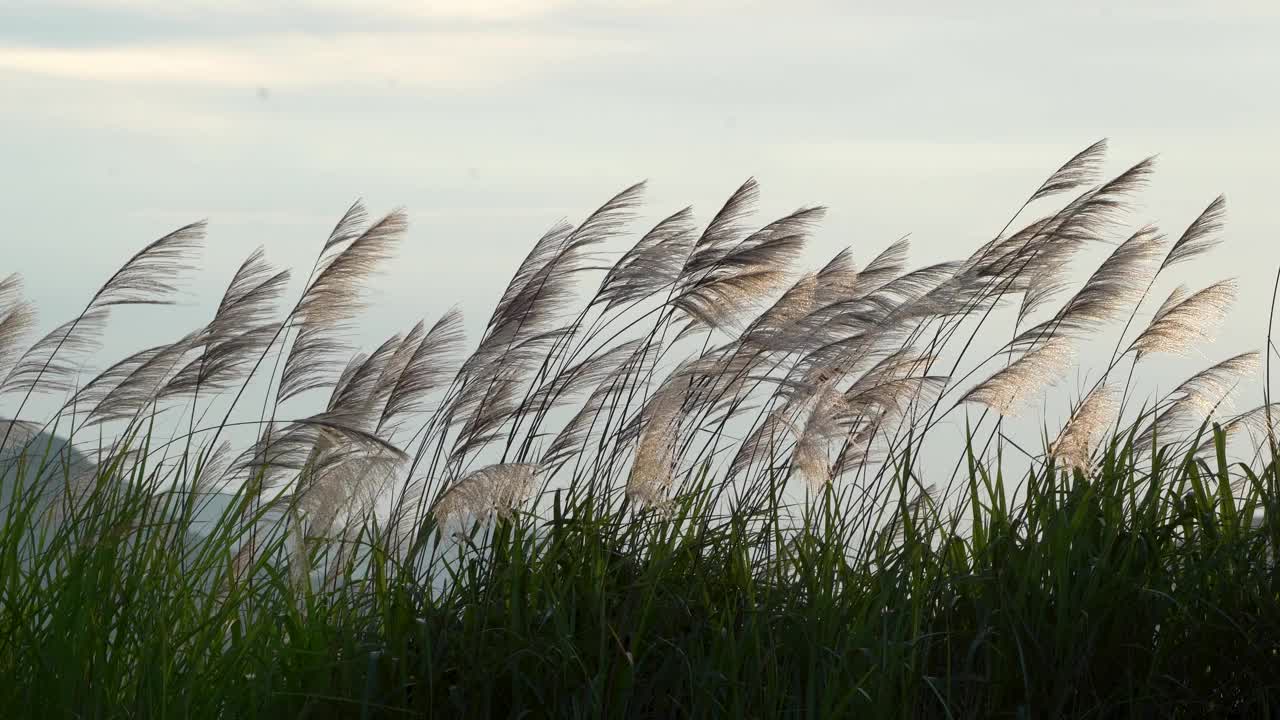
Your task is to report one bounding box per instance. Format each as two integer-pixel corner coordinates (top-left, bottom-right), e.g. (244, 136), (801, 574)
(14, 0), (676, 22)
(21, 0), (557, 19)
(0, 29), (625, 90)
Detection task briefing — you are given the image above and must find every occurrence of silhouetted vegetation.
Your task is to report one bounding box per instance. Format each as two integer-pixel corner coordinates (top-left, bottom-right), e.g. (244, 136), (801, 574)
(3, 141), (1278, 717)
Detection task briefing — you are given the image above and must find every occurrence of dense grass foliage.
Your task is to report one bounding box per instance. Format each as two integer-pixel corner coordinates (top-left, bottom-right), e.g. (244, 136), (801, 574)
(2, 141), (1279, 717)
(2, 430), (1279, 718)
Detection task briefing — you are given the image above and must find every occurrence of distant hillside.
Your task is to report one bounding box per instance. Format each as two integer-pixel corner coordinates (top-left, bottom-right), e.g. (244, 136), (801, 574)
(0, 420), (245, 540)
(0, 420), (96, 516)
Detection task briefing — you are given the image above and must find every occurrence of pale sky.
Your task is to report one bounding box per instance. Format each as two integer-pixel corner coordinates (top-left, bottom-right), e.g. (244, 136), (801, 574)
(3, 0), (1278, 425)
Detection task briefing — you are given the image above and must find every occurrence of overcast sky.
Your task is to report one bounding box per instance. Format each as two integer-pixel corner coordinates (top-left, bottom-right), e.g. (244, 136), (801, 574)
(2, 0), (1278, 422)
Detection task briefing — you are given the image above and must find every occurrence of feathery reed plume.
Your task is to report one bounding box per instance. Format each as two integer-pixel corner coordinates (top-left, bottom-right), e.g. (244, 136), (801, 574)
(825, 352), (945, 480)
(669, 342), (774, 429)
(450, 359), (532, 460)
(1205, 403), (1280, 460)
(3, 144), (1260, 616)
(16, 221), (204, 408)
(597, 207), (696, 310)
(0, 275), (36, 381)
(681, 178), (760, 276)
(729, 403), (796, 480)
(539, 384), (612, 471)
(1128, 280), (1236, 359)
(843, 349), (943, 413)
(1166, 352), (1260, 416)
(842, 258), (958, 326)
(377, 309), (466, 435)
(448, 185), (643, 450)
(1134, 352), (1260, 453)
(1053, 156), (1156, 238)
(883, 482), (938, 546)
(960, 337), (1074, 416)
(299, 443), (402, 542)
(277, 208), (406, 404)
(962, 218), (1056, 308)
(321, 200), (369, 254)
(626, 384), (683, 509)
(78, 332), (202, 426)
(4, 226), (200, 432)
(740, 272), (817, 350)
(1230, 403), (1280, 438)
(432, 462), (536, 525)
(1029, 138), (1109, 202)
(192, 439), (234, 494)
(971, 157), (1155, 330)
(850, 238), (911, 298)
(157, 248), (291, 403)
(816, 247), (860, 290)
(962, 142), (1106, 281)
(1180, 402), (1280, 465)
(1017, 264), (1074, 323)
(767, 248), (861, 350)
(0, 418), (43, 447)
(162, 322), (284, 403)
(808, 248), (860, 315)
(479, 222), (572, 348)
(829, 421), (885, 482)
(792, 379), (846, 490)
(1161, 195), (1227, 271)
(1151, 284), (1191, 322)
(287, 339), (412, 509)
(235, 417), (406, 491)
(366, 322), (427, 424)
(1, 308), (110, 395)
(783, 345), (936, 476)
(207, 248), (290, 342)
(325, 334), (403, 429)
(0, 417), (71, 492)
(875, 261), (971, 326)
(1010, 225), (1166, 350)
(89, 221), (206, 308)
(1049, 383), (1117, 472)
(447, 185), (647, 466)
(485, 183), (643, 349)
(675, 206), (823, 333)
(377, 322), (427, 396)
(64, 346), (165, 413)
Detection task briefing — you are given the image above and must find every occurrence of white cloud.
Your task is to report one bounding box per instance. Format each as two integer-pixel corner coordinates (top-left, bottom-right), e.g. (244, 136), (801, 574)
(0, 29), (626, 90)
(17, 0), (680, 21)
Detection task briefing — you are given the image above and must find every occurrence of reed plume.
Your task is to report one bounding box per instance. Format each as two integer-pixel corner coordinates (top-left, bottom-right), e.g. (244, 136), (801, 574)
(0, 275), (36, 384)
(2, 143), (1260, 591)
(960, 337), (1074, 416)
(1049, 384), (1117, 472)
(278, 207), (406, 404)
(433, 462), (537, 525)
(1128, 280), (1236, 359)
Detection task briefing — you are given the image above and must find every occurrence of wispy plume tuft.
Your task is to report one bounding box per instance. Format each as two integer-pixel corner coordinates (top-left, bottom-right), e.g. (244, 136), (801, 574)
(89, 221), (206, 308)
(433, 463), (537, 526)
(1161, 195), (1227, 271)
(1030, 138), (1108, 202)
(960, 338), (1074, 417)
(1128, 280), (1236, 359)
(278, 206), (407, 404)
(1049, 384), (1117, 472)
(0, 275), (36, 382)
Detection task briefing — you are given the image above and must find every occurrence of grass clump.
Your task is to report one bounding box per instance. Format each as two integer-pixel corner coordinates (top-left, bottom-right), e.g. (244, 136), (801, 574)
(2, 140), (1279, 717)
